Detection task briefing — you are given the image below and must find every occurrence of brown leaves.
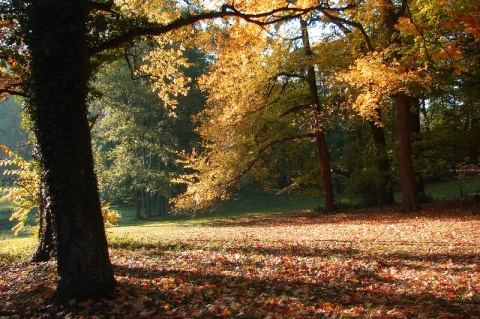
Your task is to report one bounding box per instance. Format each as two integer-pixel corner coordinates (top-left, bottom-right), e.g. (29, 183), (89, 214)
(1, 204), (480, 318)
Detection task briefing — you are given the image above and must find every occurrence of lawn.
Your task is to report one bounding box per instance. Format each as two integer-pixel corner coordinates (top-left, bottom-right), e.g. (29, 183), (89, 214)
(1, 201), (479, 318)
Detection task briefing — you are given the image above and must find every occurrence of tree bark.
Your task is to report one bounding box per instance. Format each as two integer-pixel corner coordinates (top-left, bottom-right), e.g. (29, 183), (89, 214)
(158, 193), (166, 215)
(382, 0), (420, 211)
(30, 174), (56, 263)
(410, 98), (427, 201)
(133, 187), (142, 219)
(143, 188), (152, 217)
(27, 0), (115, 301)
(395, 95), (421, 212)
(368, 109), (395, 205)
(300, 17), (336, 212)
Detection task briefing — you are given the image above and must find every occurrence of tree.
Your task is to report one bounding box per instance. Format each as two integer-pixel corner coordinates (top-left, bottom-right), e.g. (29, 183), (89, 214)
(1, 0), (338, 301)
(92, 56), (186, 217)
(295, 17), (335, 211)
(336, 0), (430, 211)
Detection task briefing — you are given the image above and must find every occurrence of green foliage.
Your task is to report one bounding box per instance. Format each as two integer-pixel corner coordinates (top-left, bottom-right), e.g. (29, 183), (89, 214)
(345, 167), (384, 206)
(91, 59), (178, 203)
(0, 98), (28, 153)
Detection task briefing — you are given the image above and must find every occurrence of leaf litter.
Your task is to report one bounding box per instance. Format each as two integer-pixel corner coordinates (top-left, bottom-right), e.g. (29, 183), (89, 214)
(1, 202), (479, 318)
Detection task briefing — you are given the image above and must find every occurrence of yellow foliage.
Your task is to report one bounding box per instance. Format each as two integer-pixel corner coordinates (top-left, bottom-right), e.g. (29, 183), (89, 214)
(139, 36), (191, 115)
(396, 16), (421, 36)
(0, 145), (40, 234)
(101, 201), (122, 228)
(339, 51), (431, 120)
(1, 145), (121, 233)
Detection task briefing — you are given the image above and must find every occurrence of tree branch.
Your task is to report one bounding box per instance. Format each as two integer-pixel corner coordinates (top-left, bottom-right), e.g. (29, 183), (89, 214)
(0, 88), (28, 98)
(320, 9), (374, 52)
(222, 133), (316, 191)
(281, 103), (311, 117)
(89, 0), (114, 12)
(90, 4), (352, 55)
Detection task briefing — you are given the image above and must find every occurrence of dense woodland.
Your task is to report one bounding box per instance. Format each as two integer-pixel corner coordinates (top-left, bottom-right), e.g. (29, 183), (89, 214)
(1, 0), (480, 303)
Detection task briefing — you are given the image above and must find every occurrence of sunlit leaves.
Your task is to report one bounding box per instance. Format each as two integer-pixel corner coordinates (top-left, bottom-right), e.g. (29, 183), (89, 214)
(0, 145), (39, 234)
(339, 51), (431, 121)
(0, 0), (28, 98)
(0, 145), (121, 232)
(172, 20), (288, 211)
(140, 36), (190, 113)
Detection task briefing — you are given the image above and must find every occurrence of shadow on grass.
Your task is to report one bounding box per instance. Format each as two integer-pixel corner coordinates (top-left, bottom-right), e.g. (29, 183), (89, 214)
(109, 239), (480, 318)
(109, 262), (477, 318)
(1, 239), (478, 318)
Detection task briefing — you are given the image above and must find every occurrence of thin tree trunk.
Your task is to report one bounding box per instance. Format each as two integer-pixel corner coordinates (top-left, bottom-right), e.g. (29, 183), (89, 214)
(300, 17), (336, 212)
(383, 0), (420, 211)
(369, 109), (395, 205)
(146, 190), (152, 217)
(410, 98), (427, 201)
(158, 193), (166, 215)
(133, 187), (142, 219)
(140, 188), (149, 217)
(27, 0), (115, 300)
(395, 95), (421, 212)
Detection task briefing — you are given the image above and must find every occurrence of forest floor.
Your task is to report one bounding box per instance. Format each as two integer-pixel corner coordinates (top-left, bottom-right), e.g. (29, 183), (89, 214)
(1, 201), (480, 318)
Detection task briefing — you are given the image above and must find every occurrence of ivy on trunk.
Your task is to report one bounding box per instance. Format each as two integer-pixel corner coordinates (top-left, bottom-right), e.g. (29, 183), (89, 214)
(26, 0), (115, 300)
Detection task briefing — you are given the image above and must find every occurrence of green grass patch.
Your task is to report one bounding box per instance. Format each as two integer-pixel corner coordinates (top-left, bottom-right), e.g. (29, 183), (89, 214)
(0, 227), (36, 262)
(425, 176), (480, 200)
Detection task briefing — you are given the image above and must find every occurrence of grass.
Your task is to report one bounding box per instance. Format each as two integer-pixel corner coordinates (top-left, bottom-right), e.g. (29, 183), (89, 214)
(424, 176), (480, 200)
(1, 177), (479, 262)
(1, 202), (479, 318)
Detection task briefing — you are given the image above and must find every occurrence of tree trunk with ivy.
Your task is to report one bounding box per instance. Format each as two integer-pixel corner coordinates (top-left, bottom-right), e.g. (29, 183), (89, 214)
(30, 175), (56, 262)
(26, 0), (115, 300)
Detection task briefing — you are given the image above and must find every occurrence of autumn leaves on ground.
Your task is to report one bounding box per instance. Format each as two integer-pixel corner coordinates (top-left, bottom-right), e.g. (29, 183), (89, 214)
(1, 203), (479, 318)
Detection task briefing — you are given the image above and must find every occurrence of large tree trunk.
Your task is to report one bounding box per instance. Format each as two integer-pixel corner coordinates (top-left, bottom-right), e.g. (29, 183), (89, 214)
(27, 0), (115, 301)
(300, 18), (336, 212)
(369, 109), (395, 205)
(395, 95), (421, 212)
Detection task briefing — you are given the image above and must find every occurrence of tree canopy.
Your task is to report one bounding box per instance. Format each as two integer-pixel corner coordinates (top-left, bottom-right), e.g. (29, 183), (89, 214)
(0, 0), (479, 301)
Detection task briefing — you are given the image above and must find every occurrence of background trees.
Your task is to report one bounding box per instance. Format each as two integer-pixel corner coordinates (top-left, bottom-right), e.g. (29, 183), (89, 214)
(1, 0), (479, 302)
(91, 47), (207, 217)
(1, 0), (333, 301)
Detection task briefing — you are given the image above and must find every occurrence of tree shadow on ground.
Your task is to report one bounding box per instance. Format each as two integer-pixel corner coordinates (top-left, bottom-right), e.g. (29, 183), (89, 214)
(1, 205), (479, 318)
(1, 240), (478, 318)
(109, 257), (479, 318)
